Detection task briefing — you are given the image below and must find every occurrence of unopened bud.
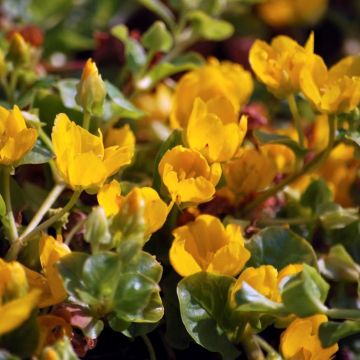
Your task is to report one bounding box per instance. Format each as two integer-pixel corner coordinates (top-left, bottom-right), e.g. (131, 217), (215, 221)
(7, 32), (30, 66)
(75, 58), (106, 116)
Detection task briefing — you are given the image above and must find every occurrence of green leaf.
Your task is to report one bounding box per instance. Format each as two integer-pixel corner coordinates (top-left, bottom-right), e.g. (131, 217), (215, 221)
(125, 251), (163, 283)
(0, 194), (6, 217)
(108, 314), (130, 332)
(177, 272), (240, 360)
(113, 273), (160, 322)
(318, 244), (360, 282)
(300, 179), (333, 213)
(137, 52), (204, 90)
(56, 79), (81, 110)
(141, 21), (173, 52)
(233, 282), (284, 313)
(319, 320), (360, 347)
(187, 11), (234, 41)
(317, 203), (359, 230)
(254, 130), (308, 157)
(111, 24), (129, 42)
(57, 252), (89, 302)
(82, 252), (122, 300)
(18, 142), (53, 166)
(122, 322), (159, 338)
(246, 227), (318, 270)
(105, 81), (145, 119)
(281, 264), (329, 317)
(138, 0), (175, 30)
(152, 129), (183, 192)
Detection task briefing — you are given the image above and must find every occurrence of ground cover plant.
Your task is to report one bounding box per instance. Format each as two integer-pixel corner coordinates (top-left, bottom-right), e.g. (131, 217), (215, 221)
(0, 0), (360, 359)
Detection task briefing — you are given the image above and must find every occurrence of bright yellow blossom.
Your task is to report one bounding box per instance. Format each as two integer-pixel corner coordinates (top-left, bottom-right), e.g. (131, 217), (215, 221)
(258, 0), (328, 27)
(280, 314), (338, 360)
(158, 145), (221, 204)
(97, 180), (168, 236)
(24, 235), (70, 308)
(133, 83), (173, 124)
(170, 215), (250, 277)
(0, 259), (40, 335)
(170, 58), (253, 128)
(249, 33), (314, 98)
(75, 58), (106, 115)
(223, 148), (277, 198)
(104, 124), (135, 160)
(52, 113), (133, 192)
(186, 97), (247, 163)
(230, 264), (304, 305)
(300, 55), (360, 114)
(0, 105), (37, 165)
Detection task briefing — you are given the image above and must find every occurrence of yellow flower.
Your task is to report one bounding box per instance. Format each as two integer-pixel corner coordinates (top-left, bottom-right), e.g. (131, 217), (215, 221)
(104, 124), (135, 160)
(0, 259), (40, 335)
(300, 55), (360, 114)
(24, 235), (70, 308)
(97, 180), (168, 236)
(75, 58), (106, 115)
(223, 147), (277, 198)
(52, 113), (133, 192)
(0, 105), (37, 165)
(231, 265), (280, 303)
(170, 58), (253, 128)
(158, 145), (222, 204)
(230, 264), (304, 305)
(280, 314), (338, 360)
(170, 214), (250, 277)
(249, 33), (315, 98)
(258, 0), (328, 27)
(186, 97), (247, 163)
(133, 83), (173, 124)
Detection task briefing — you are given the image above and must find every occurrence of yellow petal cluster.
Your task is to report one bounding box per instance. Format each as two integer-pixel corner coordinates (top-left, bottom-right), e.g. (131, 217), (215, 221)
(258, 0), (328, 27)
(0, 259), (40, 335)
(0, 105), (37, 165)
(300, 55), (360, 114)
(133, 83), (173, 124)
(52, 113), (133, 192)
(223, 148), (277, 198)
(250, 33), (314, 98)
(230, 264), (303, 304)
(171, 58), (253, 129)
(170, 214), (250, 277)
(104, 124), (136, 159)
(24, 234), (70, 308)
(97, 179), (168, 236)
(158, 145), (221, 204)
(280, 314), (338, 360)
(186, 97), (247, 163)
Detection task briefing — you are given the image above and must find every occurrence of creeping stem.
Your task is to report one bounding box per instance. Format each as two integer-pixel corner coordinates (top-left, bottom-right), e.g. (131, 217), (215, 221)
(82, 111), (91, 131)
(240, 326), (265, 360)
(6, 190), (81, 260)
(288, 94), (305, 148)
(326, 308), (360, 320)
(241, 115), (337, 216)
(2, 167), (18, 243)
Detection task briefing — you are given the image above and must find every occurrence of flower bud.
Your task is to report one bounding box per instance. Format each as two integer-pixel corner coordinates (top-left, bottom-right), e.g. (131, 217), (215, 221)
(7, 32), (30, 66)
(75, 58), (106, 116)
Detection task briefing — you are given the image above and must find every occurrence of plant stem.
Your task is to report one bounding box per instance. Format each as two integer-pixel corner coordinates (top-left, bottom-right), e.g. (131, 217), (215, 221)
(20, 182), (66, 239)
(8, 70), (19, 104)
(82, 111), (91, 131)
(240, 328), (265, 360)
(2, 167), (18, 242)
(326, 308), (360, 320)
(6, 190), (81, 260)
(65, 216), (86, 246)
(142, 335), (156, 360)
(288, 94), (305, 148)
(257, 217), (315, 227)
(240, 115), (337, 216)
(254, 335), (282, 359)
